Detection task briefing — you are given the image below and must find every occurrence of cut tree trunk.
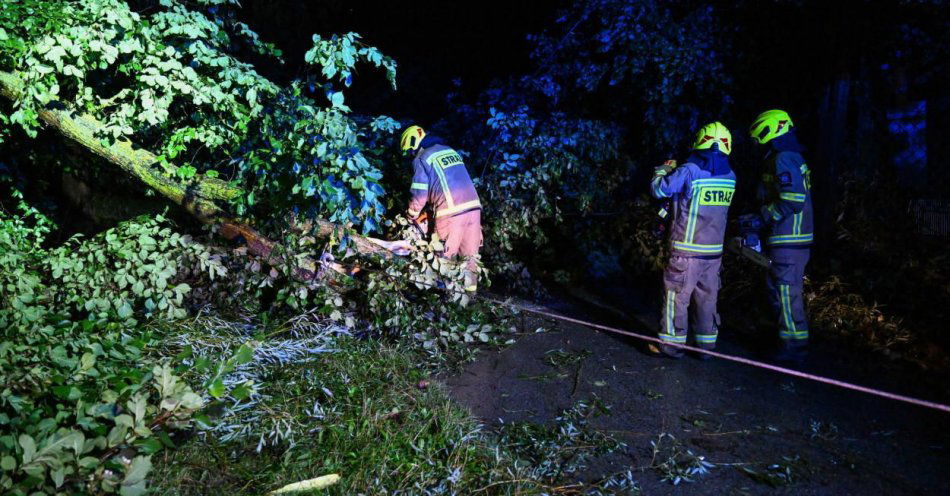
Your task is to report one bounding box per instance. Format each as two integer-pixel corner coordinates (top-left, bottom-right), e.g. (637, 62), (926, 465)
(0, 70), (394, 281)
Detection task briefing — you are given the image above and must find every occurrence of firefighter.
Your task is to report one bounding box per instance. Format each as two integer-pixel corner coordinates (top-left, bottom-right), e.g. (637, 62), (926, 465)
(650, 122), (736, 358)
(400, 125), (482, 292)
(745, 109), (814, 362)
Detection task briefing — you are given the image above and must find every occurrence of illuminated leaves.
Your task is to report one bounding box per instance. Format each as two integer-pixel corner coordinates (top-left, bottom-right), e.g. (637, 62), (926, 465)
(1, 0), (400, 237)
(305, 32), (397, 90)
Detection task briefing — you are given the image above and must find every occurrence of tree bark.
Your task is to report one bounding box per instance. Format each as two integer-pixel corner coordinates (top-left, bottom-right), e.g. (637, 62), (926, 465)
(0, 70), (394, 281)
(817, 73), (851, 244)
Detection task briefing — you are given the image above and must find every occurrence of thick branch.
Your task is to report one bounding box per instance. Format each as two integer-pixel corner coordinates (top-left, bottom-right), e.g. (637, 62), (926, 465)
(0, 71), (238, 216)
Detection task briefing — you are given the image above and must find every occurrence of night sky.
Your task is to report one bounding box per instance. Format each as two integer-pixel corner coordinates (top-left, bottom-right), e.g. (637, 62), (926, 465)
(240, 0), (563, 122)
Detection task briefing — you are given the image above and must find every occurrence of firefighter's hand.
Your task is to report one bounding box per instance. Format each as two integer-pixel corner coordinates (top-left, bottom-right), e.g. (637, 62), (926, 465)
(654, 159), (678, 177)
(742, 231), (762, 252)
(737, 213), (764, 232)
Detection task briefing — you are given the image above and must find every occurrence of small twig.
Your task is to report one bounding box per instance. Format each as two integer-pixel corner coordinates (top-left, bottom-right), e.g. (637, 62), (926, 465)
(570, 361), (583, 397)
(702, 429), (753, 437)
(603, 429), (653, 437)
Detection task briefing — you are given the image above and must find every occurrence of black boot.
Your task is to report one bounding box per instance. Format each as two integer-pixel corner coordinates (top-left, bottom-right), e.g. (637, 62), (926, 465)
(648, 343), (684, 359)
(771, 343), (808, 364)
(693, 350), (713, 361)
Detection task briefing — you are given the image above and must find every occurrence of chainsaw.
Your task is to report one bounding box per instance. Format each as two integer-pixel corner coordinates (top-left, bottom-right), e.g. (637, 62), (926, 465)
(726, 237), (771, 268)
(412, 211), (432, 238)
(728, 213), (771, 268)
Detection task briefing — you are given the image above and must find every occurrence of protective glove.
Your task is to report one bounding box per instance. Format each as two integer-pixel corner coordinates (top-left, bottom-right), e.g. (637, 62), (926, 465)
(737, 213), (764, 252)
(653, 159), (678, 177)
(742, 231), (762, 252)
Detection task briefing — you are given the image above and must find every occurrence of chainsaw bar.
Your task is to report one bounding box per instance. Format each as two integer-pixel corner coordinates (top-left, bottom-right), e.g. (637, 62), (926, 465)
(726, 236), (771, 268)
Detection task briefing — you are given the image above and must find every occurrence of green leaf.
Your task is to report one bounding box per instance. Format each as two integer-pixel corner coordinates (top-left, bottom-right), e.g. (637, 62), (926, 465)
(233, 342), (256, 365)
(117, 301), (134, 319)
(157, 431), (175, 449)
(81, 352), (96, 370)
(115, 414), (135, 429)
(135, 438), (163, 455)
(175, 345), (194, 362)
(107, 425), (128, 448)
(179, 392), (203, 410)
(52, 466), (65, 487)
(175, 165), (197, 179)
(18, 434), (36, 464)
(120, 456), (152, 496)
(330, 91), (344, 108)
(208, 378), (225, 399)
(231, 383), (252, 401)
(0, 455), (15, 471)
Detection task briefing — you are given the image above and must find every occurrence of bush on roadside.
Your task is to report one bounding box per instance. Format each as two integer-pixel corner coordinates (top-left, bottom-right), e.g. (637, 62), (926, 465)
(0, 190), (230, 495)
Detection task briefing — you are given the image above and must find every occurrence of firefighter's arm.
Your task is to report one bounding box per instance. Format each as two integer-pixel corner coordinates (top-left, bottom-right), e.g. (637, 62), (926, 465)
(760, 153), (806, 224)
(651, 162), (691, 199)
(407, 156), (430, 219)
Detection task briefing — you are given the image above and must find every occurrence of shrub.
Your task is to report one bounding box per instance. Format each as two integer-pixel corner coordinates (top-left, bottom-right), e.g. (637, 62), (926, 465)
(0, 188), (229, 495)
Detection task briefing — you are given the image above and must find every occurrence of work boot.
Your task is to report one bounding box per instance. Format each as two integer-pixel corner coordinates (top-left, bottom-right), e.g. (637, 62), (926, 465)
(771, 344), (808, 365)
(693, 350), (713, 361)
(648, 343), (684, 359)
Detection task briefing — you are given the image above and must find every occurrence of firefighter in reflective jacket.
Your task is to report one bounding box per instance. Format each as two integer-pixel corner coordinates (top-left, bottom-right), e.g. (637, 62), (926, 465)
(400, 125), (482, 292)
(746, 109), (814, 361)
(650, 122), (736, 358)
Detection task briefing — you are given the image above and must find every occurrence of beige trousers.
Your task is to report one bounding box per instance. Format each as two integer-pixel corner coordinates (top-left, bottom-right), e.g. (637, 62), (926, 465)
(435, 209), (482, 291)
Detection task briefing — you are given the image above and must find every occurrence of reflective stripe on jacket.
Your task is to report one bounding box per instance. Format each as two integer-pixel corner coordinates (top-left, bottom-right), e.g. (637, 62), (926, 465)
(651, 162), (736, 257)
(758, 151), (814, 247)
(408, 144), (481, 219)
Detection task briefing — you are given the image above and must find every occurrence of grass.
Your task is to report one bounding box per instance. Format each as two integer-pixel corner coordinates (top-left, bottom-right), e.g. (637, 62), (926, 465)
(152, 337), (534, 494)
(150, 324), (635, 495)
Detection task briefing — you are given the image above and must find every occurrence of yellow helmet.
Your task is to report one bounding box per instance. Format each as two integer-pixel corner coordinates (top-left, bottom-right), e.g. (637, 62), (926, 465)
(692, 121), (732, 155)
(749, 109), (793, 145)
(399, 125), (426, 152)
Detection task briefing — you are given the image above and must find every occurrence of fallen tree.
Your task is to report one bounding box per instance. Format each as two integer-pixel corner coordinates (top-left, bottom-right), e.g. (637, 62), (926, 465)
(0, 4), (456, 495)
(0, 70), (397, 281)
(0, 1), (408, 286)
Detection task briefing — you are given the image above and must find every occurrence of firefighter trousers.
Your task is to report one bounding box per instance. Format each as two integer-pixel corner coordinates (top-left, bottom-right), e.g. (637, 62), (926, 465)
(766, 247), (810, 348)
(659, 255), (722, 349)
(435, 209), (482, 292)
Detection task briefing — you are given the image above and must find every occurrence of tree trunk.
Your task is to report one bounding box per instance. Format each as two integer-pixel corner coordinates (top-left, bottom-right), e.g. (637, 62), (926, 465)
(0, 70), (394, 281)
(816, 73), (851, 244)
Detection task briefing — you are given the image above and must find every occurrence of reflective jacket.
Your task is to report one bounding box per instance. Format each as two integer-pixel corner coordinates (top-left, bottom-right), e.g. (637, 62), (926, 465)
(408, 144), (481, 219)
(651, 162), (736, 257)
(758, 150), (813, 247)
